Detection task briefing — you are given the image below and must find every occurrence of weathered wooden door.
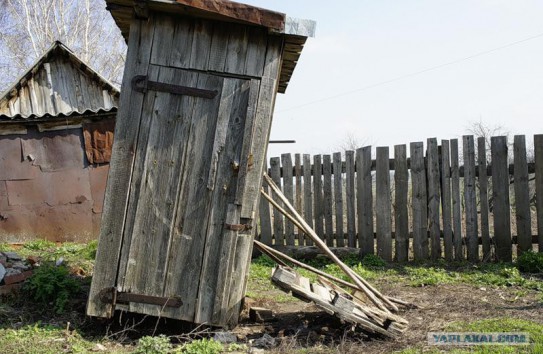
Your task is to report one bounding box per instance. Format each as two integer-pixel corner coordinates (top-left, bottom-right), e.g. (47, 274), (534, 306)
(110, 63), (260, 325)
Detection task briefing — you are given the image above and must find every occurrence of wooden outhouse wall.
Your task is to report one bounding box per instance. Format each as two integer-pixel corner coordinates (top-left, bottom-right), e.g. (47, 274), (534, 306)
(88, 11), (284, 327)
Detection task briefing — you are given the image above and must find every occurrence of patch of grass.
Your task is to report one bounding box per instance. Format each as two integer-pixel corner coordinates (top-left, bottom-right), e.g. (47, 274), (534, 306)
(517, 251), (543, 273)
(405, 266), (458, 287)
(0, 323), (94, 354)
(134, 335), (173, 354)
(181, 338), (223, 354)
(24, 262), (81, 314)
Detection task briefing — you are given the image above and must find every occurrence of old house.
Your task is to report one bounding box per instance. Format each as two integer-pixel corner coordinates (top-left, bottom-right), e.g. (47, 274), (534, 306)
(0, 41), (119, 242)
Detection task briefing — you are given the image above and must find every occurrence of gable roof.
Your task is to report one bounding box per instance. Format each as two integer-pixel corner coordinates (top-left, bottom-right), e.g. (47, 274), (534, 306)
(0, 41), (120, 121)
(105, 0), (315, 93)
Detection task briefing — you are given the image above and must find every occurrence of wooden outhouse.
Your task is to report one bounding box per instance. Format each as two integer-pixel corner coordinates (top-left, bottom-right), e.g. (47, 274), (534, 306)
(88, 0), (314, 326)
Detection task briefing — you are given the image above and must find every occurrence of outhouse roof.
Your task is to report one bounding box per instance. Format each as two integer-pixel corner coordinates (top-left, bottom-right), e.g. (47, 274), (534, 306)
(0, 41), (120, 121)
(105, 0), (316, 93)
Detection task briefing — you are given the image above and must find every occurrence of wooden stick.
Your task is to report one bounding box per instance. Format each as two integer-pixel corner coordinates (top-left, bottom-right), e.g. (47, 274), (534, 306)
(262, 174), (391, 313)
(260, 189), (309, 235)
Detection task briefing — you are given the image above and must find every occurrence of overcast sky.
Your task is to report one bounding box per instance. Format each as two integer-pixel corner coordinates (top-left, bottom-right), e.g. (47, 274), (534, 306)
(240, 0), (543, 158)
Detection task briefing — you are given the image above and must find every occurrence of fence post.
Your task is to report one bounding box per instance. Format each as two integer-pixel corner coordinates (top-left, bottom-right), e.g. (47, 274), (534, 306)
(491, 136), (512, 262)
(411, 142), (428, 260)
(427, 138), (442, 260)
(333, 152), (344, 247)
(313, 155), (324, 241)
(294, 154), (304, 245)
(323, 155), (334, 246)
(513, 135), (532, 255)
(270, 157), (284, 245)
(535, 135), (543, 253)
(345, 151), (357, 248)
(477, 137), (491, 260)
(356, 146), (374, 256)
(450, 139), (464, 260)
(302, 154), (314, 246)
(259, 160), (273, 245)
(376, 147), (392, 261)
(394, 144), (409, 262)
(463, 135), (479, 262)
(281, 154), (295, 246)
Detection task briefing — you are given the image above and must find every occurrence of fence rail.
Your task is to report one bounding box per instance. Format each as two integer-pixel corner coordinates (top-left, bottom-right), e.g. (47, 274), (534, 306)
(257, 134), (543, 262)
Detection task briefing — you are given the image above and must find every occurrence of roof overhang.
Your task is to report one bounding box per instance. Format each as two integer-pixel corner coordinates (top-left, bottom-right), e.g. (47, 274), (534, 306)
(105, 0), (315, 93)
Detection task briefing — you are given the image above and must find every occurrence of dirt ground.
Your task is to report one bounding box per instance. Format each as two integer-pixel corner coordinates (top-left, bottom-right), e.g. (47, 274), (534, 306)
(233, 281), (543, 353)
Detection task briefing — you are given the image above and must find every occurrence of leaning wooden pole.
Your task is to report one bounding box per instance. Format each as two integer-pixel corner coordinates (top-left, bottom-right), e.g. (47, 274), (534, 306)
(262, 174), (397, 313)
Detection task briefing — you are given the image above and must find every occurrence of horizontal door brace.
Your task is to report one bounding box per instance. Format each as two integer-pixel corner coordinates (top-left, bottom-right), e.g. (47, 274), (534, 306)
(132, 75), (218, 99)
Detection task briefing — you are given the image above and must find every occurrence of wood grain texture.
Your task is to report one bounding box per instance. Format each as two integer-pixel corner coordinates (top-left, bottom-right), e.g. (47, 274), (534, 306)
(87, 18), (155, 318)
(270, 157), (284, 245)
(410, 142), (428, 260)
(491, 136), (512, 262)
(259, 179), (273, 245)
(477, 137), (491, 260)
(463, 136), (478, 262)
(323, 155), (334, 246)
(513, 135), (532, 255)
(282, 154), (295, 245)
(345, 151), (356, 248)
(356, 146), (374, 256)
(333, 152), (344, 247)
(375, 147), (392, 261)
(450, 139), (464, 260)
(303, 154), (314, 246)
(295, 154), (304, 245)
(313, 155), (324, 241)
(394, 145), (409, 262)
(427, 138), (441, 260)
(441, 140), (453, 261)
(536, 135), (543, 252)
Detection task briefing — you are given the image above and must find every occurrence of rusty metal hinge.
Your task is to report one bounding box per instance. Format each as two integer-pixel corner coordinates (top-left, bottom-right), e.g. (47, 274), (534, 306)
(225, 223), (253, 232)
(99, 287), (182, 308)
(132, 75), (218, 99)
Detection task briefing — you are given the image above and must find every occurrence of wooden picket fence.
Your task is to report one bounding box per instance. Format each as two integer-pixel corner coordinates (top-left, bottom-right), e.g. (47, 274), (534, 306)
(257, 134), (543, 262)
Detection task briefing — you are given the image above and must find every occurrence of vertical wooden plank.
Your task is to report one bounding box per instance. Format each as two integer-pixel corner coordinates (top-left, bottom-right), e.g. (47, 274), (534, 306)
(410, 142), (428, 260)
(169, 17), (194, 68)
(190, 19), (213, 70)
(376, 147), (392, 261)
(244, 26), (267, 77)
(535, 135), (543, 253)
(294, 154), (304, 245)
(514, 135), (532, 255)
(345, 151), (356, 248)
(356, 146), (374, 256)
(225, 24), (249, 75)
(441, 140), (453, 261)
(259, 160), (272, 245)
(323, 155), (334, 246)
(207, 22), (229, 72)
(477, 137), (491, 260)
(313, 155), (324, 240)
(491, 136), (512, 262)
(270, 157), (284, 245)
(450, 139), (464, 260)
(427, 138), (442, 260)
(87, 18), (155, 318)
(150, 15), (175, 66)
(303, 154), (314, 246)
(333, 152), (344, 247)
(281, 153), (295, 245)
(463, 135), (479, 262)
(394, 144), (409, 262)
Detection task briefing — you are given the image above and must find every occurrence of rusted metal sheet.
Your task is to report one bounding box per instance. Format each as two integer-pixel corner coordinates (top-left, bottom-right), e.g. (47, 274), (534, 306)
(21, 128), (86, 172)
(0, 41), (119, 120)
(0, 137), (39, 180)
(5, 168), (92, 207)
(83, 119), (115, 164)
(89, 165), (110, 213)
(0, 202), (94, 243)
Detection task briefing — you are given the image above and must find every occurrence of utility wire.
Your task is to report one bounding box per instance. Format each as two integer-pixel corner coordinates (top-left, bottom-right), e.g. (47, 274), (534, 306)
(279, 32), (543, 113)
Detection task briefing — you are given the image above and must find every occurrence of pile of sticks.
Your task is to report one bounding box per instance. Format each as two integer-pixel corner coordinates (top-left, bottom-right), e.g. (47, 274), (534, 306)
(255, 174), (414, 337)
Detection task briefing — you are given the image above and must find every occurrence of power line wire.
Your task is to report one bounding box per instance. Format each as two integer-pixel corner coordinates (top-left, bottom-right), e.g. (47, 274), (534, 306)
(279, 32), (543, 113)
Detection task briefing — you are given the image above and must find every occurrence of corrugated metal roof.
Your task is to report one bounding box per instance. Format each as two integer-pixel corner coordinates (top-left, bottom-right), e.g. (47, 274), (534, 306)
(105, 0), (315, 93)
(0, 107), (117, 123)
(0, 41), (120, 120)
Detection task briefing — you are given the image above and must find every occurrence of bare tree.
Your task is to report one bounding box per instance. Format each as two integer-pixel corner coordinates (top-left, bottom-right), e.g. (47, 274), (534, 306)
(0, 0), (126, 90)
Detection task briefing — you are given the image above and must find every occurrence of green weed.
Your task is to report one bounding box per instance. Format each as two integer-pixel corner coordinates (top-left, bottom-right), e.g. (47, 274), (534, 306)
(517, 251), (543, 273)
(24, 263), (81, 314)
(134, 335), (173, 354)
(182, 338), (223, 354)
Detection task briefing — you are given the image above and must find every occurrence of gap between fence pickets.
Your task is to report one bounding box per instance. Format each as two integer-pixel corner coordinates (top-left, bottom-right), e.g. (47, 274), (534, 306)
(261, 173), (411, 314)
